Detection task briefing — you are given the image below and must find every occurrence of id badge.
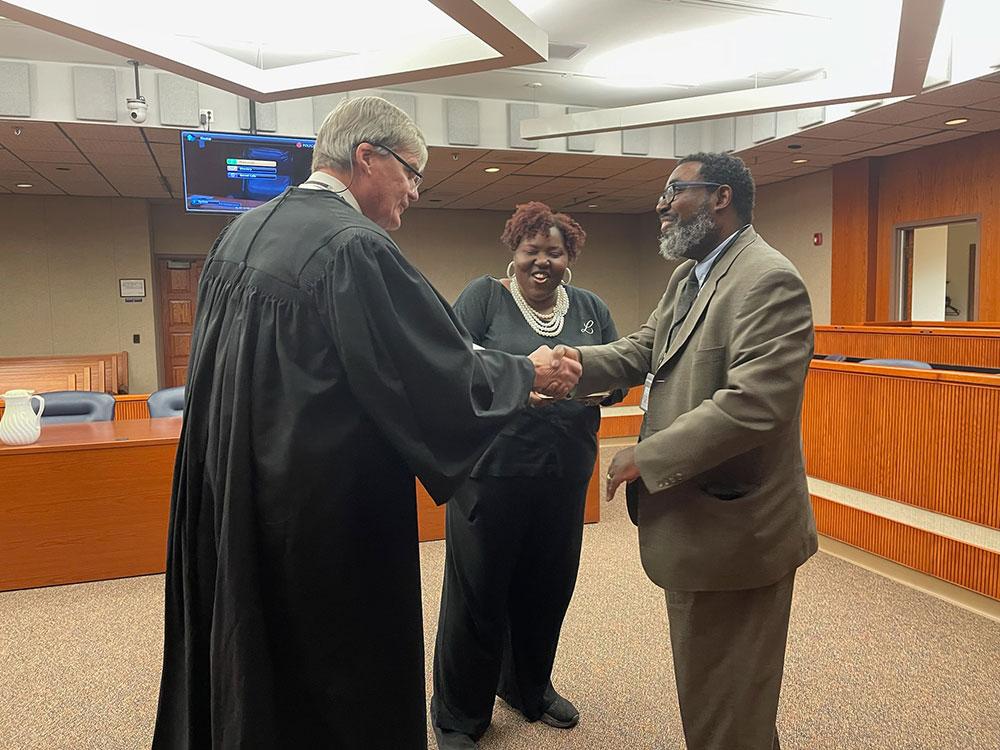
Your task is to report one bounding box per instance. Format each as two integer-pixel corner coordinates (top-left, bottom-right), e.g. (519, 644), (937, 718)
(640, 372), (654, 412)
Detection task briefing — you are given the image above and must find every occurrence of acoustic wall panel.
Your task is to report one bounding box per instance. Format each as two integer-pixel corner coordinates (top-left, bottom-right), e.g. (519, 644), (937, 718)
(444, 98), (479, 145)
(674, 122), (701, 156)
(313, 94), (345, 134)
(156, 74), (200, 127)
(751, 112), (776, 143)
(73, 67), (118, 122)
(238, 99), (277, 132)
(507, 103), (538, 149)
(565, 106), (595, 152)
(711, 118), (736, 152)
(0, 61), (31, 117)
(382, 93), (416, 121)
(796, 106), (826, 129)
(622, 128), (650, 156)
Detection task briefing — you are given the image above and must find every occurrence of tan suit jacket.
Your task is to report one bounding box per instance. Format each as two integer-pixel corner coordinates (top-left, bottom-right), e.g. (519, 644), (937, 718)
(577, 227), (817, 592)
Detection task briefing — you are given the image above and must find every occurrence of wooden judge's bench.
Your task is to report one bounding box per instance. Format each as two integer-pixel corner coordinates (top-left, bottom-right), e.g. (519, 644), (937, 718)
(0, 392), (643, 593)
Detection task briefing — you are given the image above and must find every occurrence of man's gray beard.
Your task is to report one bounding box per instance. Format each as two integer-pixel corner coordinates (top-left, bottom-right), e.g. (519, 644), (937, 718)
(659, 205), (715, 261)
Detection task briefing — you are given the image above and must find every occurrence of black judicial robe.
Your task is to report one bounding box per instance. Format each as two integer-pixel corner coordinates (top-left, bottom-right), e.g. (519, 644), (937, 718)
(151, 188), (534, 749)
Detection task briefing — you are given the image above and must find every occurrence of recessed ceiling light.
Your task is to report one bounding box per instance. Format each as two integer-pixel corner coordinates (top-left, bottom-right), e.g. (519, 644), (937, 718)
(792, 158), (809, 164)
(588, 204), (599, 208)
(787, 144), (802, 150)
(484, 167), (501, 173)
(944, 118), (969, 126)
(15, 183), (33, 188)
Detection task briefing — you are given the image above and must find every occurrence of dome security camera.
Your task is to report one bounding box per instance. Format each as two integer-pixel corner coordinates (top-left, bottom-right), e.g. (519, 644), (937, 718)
(127, 96), (147, 123)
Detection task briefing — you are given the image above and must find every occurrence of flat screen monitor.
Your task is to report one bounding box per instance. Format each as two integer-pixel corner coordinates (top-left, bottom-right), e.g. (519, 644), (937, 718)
(180, 130), (316, 214)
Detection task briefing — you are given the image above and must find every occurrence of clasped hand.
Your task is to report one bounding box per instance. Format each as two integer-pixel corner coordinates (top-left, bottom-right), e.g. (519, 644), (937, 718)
(528, 345), (581, 399)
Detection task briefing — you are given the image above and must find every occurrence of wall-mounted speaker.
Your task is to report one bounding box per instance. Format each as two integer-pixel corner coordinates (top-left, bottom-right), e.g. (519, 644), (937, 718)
(674, 122), (701, 156)
(0, 61), (31, 117)
(507, 103), (539, 149)
(313, 94), (345, 134)
(382, 93), (417, 121)
(73, 66), (117, 122)
(622, 128), (650, 156)
(238, 99), (277, 132)
(565, 106), (595, 152)
(156, 74), (200, 127)
(445, 98), (479, 146)
(751, 113), (776, 143)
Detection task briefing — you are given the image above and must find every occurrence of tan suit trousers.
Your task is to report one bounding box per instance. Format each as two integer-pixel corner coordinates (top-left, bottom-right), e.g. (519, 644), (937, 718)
(666, 570), (796, 750)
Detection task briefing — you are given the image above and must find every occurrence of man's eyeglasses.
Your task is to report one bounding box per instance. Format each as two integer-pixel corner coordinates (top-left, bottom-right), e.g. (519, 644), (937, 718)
(659, 181), (722, 205)
(371, 142), (423, 188)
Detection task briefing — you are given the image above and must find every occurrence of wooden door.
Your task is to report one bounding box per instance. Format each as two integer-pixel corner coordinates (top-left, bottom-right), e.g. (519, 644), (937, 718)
(156, 257), (204, 388)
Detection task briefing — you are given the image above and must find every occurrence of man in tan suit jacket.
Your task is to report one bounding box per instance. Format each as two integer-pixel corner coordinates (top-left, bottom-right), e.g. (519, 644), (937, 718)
(573, 152), (817, 750)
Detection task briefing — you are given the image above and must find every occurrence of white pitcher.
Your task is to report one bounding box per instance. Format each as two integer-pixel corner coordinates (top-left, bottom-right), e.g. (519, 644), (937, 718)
(0, 389), (45, 446)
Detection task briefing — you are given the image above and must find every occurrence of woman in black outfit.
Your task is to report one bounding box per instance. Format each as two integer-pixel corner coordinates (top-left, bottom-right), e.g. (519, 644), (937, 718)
(432, 202), (622, 749)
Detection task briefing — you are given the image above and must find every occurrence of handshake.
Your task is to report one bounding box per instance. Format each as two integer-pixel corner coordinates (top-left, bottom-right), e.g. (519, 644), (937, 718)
(528, 345), (582, 400)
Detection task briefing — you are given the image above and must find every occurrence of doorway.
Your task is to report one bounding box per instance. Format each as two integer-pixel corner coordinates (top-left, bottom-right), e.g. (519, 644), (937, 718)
(155, 256), (205, 388)
(893, 219), (979, 322)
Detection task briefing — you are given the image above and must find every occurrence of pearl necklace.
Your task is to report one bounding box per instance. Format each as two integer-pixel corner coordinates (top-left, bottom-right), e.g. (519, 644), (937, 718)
(508, 278), (569, 337)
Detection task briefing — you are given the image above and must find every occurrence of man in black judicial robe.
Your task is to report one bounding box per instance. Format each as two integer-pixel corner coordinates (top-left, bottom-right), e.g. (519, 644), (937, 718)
(151, 96), (580, 749)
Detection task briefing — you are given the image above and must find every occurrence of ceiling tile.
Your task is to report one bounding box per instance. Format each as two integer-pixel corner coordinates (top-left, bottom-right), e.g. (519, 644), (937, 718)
(799, 120), (890, 141)
(142, 127), (185, 144)
(46, 180), (119, 196)
(10, 149), (89, 165)
(850, 124), (937, 143)
(513, 153), (599, 177)
(902, 130), (977, 148)
(61, 122), (143, 142)
(482, 150), (541, 165)
(852, 101), (951, 125)
(966, 96), (1000, 113)
(73, 139), (152, 156)
(850, 142), (918, 158)
(0, 121), (75, 150)
(33, 163), (105, 181)
(913, 79), (1000, 107)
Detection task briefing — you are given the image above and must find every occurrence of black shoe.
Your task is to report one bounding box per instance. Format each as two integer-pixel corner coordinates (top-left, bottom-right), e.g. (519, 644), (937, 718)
(539, 692), (579, 729)
(432, 724), (478, 749)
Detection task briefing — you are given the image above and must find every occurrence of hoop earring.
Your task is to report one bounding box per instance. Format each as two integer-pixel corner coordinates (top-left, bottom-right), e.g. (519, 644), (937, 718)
(561, 267), (572, 286)
(507, 261), (516, 279)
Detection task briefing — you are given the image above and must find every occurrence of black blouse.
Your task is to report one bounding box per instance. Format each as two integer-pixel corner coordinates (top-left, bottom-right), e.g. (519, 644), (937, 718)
(454, 275), (623, 480)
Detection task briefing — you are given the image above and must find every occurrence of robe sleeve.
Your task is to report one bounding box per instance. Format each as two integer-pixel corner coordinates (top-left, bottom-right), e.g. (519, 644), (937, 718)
(314, 233), (534, 502)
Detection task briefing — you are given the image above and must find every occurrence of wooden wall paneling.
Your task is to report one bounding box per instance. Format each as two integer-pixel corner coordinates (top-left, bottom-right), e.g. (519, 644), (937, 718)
(114, 394), (151, 420)
(873, 131), (1000, 322)
(814, 326), (1000, 367)
(831, 158), (879, 324)
(811, 495), (1000, 600)
(803, 363), (1000, 528)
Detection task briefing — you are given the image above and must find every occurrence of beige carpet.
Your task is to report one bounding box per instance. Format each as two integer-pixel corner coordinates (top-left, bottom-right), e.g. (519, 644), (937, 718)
(2, 446), (999, 749)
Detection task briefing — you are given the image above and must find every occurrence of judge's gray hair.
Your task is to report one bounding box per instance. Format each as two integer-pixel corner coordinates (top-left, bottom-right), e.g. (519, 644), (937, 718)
(312, 96), (428, 173)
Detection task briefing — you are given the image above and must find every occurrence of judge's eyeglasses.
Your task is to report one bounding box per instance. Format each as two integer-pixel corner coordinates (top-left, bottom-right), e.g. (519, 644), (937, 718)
(370, 142), (424, 188)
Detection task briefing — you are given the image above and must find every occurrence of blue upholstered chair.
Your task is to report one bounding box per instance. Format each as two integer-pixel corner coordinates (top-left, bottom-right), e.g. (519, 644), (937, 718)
(37, 390), (116, 424)
(858, 358), (933, 370)
(147, 386), (185, 418)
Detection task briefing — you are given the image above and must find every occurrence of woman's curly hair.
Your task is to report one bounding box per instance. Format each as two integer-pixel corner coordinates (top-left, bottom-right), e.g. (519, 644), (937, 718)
(500, 201), (587, 261)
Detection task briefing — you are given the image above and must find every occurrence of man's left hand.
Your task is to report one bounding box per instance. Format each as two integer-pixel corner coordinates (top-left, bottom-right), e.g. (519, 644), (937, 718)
(605, 445), (641, 501)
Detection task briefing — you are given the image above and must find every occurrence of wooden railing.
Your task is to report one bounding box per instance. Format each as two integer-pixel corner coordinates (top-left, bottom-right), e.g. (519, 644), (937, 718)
(815, 324), (1000, 368)
(803, 360), (1000, 599)
(0, 352), (129, 395)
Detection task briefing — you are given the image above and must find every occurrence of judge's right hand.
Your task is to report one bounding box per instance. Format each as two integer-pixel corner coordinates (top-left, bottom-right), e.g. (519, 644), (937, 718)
(528, 345), (582, 399)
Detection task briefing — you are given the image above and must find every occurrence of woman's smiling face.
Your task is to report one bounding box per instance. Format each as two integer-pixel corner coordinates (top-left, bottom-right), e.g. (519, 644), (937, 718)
(511, 226), (569, 308)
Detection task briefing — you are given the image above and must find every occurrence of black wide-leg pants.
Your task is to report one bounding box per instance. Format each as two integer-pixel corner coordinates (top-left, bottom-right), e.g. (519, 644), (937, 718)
(432, 474), (589, 740)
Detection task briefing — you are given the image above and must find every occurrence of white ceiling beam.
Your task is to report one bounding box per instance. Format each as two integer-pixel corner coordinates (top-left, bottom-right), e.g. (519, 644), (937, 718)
(0, 0), (547, 103)
(520, 0), (943, 141)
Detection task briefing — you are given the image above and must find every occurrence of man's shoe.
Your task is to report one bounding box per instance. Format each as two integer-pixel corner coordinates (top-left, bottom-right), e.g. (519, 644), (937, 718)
(432, 724), (477, 749)
(539, 693), (579, 729)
